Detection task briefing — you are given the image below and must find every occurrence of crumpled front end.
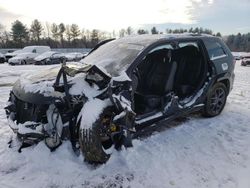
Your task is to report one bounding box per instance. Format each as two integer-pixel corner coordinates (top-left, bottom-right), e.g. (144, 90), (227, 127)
(5, 64), (95, 150)
(5, 62), (135, 163)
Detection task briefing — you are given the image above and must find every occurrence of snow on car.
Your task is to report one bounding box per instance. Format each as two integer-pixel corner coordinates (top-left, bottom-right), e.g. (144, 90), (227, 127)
(5, 49), (23, 61)
(8, 46), (51, 65)
(34, 51), (65, 65)
(64, 52), (86, 62)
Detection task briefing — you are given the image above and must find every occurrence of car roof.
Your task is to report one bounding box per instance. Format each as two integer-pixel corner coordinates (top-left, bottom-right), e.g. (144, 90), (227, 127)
(116, 33), (215, 46)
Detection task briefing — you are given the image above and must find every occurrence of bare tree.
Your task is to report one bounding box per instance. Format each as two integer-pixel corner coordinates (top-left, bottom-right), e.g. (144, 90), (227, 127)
(44, 22), (51, 38)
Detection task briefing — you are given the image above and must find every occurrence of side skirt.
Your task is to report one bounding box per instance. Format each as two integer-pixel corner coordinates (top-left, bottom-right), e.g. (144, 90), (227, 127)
(133, 104), (204, 139)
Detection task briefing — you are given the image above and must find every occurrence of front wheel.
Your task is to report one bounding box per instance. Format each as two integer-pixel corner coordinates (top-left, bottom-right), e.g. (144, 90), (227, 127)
(79, 127), (110, 163)
(202, 83), (227, 117)
(78, 108), (114, 163)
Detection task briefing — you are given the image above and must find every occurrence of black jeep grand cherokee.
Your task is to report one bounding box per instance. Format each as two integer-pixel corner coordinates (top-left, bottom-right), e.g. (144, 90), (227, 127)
(6, 34), (235, 163)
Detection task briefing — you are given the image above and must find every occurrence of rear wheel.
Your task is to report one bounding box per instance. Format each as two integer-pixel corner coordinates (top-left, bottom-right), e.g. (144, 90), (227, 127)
(203, 83), (227, 117)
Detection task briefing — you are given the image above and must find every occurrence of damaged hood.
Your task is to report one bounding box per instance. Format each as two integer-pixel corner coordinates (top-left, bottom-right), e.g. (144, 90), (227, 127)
(12, 63), (114, 104)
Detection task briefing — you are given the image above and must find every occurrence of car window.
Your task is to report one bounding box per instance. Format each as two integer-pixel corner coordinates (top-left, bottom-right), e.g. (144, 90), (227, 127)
(204, 40), (227, 60)
(82, 40), (144, 76)
(149, 44), (173, 53)
(178, 42), (198, 48)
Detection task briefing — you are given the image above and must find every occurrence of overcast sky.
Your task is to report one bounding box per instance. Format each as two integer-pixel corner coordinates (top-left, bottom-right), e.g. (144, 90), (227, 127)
(0, 0), (249, 35)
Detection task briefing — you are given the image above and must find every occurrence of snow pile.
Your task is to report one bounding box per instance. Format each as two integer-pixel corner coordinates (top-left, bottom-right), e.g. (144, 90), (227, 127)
(17, 121), (44, 135)
(0, 62), (250, 187)
(68, 73), (103, 98)
(78, 98), (112, 129)
(20, 78), (56, 96)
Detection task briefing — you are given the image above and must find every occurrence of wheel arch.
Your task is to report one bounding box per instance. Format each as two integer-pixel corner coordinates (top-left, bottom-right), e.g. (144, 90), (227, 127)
(217, 78), (230, 95)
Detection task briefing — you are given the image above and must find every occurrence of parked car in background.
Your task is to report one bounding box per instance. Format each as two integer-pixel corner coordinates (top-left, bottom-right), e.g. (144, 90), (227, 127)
(64, 52), (86, 62)
(6, 34), (235, 163)
(34, 51), (65, 65)
(232, 53), (242, 60)
(8, 46), (51, 65)
(5, 50), (23, 61)
(0, 52), (6, 63)
(241, 54), (250, 66)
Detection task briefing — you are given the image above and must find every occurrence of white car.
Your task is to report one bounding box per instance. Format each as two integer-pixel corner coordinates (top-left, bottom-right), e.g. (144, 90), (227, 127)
(5, 50), (23, 61)
(8, 46), (51, 65)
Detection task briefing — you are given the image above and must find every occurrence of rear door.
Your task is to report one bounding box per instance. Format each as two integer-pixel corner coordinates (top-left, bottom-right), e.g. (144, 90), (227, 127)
(203, 38), (233, 75)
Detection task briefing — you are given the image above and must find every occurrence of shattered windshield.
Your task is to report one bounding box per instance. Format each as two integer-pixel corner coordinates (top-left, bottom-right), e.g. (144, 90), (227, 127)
(82, 40), (144, 76)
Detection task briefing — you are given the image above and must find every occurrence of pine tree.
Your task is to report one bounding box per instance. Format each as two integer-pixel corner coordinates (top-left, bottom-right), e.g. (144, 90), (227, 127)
(65, 25), (72, 42)
(11, 20), (29, 47)
(70, 24), (80, 41)
(30, 19), (43, 42)
(151, 27), (158, 34)
(51, 23), (59, 40)
(91, 29), (99, 45)
(58, 23), (66, 43)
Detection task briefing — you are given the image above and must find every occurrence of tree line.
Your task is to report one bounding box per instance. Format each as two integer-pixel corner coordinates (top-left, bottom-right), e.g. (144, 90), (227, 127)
(0, 20), (110, 48)
(225, 33), (250, 52)
(0, 19), (249, 52)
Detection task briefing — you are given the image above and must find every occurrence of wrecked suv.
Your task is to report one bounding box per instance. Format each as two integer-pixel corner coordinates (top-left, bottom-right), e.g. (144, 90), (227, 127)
(5, 34), (235, 163)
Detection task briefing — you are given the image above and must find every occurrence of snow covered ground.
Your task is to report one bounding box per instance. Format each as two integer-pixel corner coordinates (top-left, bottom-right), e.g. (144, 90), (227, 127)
(0, 62), (250, 188)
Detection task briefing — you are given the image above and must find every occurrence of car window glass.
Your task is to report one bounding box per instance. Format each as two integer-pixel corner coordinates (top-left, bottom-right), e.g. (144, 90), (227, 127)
(149, 44), (173, 53)
(204, 40), (227, 60)
(178, 42), (198, 48)
(82, 41), (144, 76)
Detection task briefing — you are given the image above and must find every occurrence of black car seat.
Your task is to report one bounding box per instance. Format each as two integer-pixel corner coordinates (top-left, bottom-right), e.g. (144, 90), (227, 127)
(174, 45), (202, 97)
(135, 49), (177, 111)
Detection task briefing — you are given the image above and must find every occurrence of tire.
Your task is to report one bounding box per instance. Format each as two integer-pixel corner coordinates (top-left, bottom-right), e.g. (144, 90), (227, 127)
(202, 82), (227, 117)
(79, 109), (112, 163)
